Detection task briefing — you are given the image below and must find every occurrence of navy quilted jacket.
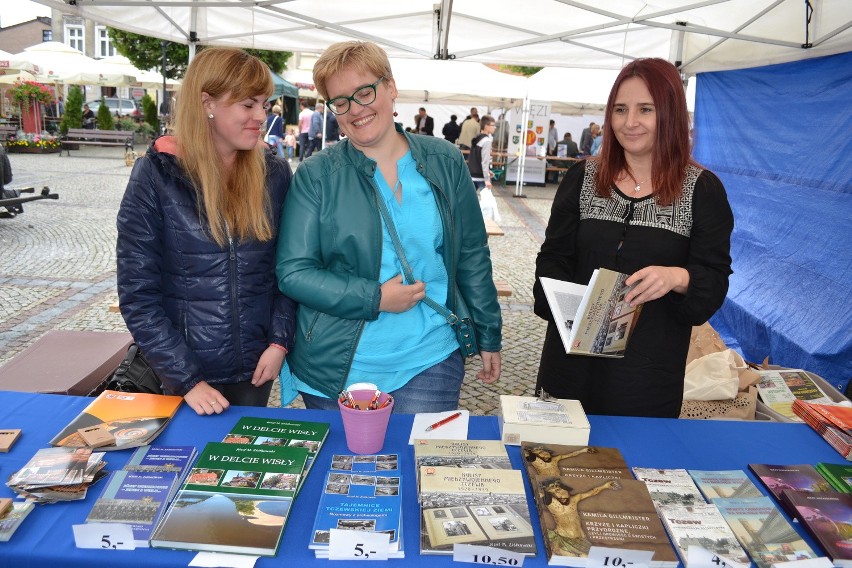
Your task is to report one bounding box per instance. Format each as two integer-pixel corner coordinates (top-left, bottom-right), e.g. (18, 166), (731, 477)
(116, 142), (296, 395)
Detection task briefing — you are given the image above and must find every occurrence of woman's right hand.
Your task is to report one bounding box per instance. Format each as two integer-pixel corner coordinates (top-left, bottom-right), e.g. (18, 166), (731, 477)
(184, 381), (229, 416)
(379, 274), (426, 313)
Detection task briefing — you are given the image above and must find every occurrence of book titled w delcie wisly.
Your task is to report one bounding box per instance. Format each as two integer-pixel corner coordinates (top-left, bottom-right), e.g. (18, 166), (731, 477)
(539, 268), (642, 357)
(150, 441), (309, 556)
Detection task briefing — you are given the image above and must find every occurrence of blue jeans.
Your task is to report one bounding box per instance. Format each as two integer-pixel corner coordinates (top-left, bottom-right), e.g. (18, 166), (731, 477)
(300, 351), (464, 414)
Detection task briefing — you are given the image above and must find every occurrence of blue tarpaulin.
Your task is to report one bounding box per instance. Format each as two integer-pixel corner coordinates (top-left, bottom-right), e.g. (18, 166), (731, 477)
(693, 51), (852, 393)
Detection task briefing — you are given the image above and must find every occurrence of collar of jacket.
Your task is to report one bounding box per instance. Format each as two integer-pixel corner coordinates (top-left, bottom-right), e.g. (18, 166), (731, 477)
(337, 122), (431, 180)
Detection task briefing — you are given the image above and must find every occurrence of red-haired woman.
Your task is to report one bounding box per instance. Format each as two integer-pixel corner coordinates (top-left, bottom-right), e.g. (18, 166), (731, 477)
(533, 58), (734, 418)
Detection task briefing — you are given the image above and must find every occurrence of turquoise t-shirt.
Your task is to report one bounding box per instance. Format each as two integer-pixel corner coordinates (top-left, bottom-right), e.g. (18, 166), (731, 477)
(280, 150), (457, 403)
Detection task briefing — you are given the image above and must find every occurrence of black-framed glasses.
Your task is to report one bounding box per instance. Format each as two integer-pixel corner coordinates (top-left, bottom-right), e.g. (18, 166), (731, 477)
(327, 77), (384, 116)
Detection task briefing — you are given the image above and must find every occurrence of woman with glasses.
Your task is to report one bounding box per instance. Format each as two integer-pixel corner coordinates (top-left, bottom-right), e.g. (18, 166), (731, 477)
(533, 58), (733, 418)
(116, 47), (296, 415)
(275, 41), (502, 413)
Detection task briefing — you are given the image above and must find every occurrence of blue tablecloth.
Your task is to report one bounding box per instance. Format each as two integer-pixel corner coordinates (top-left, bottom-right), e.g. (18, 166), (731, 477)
(0, 390), (840, 567)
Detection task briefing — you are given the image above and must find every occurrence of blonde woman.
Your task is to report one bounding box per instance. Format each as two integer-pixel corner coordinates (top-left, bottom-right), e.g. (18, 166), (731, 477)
(117, 47), (296, 415)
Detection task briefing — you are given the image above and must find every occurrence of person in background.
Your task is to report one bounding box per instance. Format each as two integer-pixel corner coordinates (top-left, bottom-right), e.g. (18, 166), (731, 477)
(579, 121), (596, 155)
(591, 123), (604, 156)
(493, 113), (510, 153)
(298, 100), (313, 161)
(264, 104), (286, 158)
(116, 47), (296, 415)
(467, 114), (496, 191)
(284, 127), (297, 161)
(442, 114), (460, 144)
(276, 40), (502, 413)
(82, 104), (95, 129)
(532, 58), (733, 418)
(58, 96), (65, 116)
(417, 107), (434, 136)
(457, 107), (480, 150)
(324, 110), (340, 146)
(309, 102), (326, 155)
(546, 119), (560, 183)
(558, 132), (580, 157)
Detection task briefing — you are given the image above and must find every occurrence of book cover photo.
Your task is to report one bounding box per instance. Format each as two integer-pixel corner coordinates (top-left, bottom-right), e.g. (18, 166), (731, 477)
(50, 390), (183, 451)
(714, 496), (816, 568)
(530, 475), (678, 567)
(539, 269), (642, 358)
(688, 469), (763, 501)
(521, 442), (632, 481)
(311, 453), (403, 557)
(222, 416), (329, 478)
(749, 463), (834, 515)
(419, 466), (536, 556)
(150, 442), (309, 556)
(783, 489), (852, 567)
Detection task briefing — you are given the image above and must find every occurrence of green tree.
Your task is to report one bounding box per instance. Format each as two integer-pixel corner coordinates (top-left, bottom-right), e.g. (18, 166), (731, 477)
(96, 97), (114, 130)
(107, 28), (291, 77)
(141, 93), (158, 131)
(498, 64), (542, 77)
(60, 86), (84, 135)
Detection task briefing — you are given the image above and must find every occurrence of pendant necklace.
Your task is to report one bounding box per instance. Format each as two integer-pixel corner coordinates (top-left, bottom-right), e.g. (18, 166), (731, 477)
(626, 173), (651, 193)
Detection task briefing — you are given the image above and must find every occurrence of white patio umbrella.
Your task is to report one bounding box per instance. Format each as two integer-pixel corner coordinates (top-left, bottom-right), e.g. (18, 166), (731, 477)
(99, 54), (180, 90)
(0, 49), (38, 77)
(17, 42), (136, 86)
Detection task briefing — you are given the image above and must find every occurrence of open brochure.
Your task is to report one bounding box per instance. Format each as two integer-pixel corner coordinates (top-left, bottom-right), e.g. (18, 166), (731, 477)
(539, 268), (641, 357)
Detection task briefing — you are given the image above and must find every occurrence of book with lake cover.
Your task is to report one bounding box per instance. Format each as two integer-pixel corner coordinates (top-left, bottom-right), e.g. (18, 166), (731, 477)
(150, 441), (309, 556)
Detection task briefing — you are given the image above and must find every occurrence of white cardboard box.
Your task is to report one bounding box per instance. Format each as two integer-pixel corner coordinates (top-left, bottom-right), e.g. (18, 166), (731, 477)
(497, 395), (590, 446)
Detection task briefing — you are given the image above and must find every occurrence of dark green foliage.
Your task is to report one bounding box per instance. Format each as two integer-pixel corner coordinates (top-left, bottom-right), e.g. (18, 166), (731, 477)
(107, 28), (292, 77)
(96, 97), (114, 130)
(141, 94), (158, 131)
(60, 86), (83, 135)
(498, 65), (543, 77)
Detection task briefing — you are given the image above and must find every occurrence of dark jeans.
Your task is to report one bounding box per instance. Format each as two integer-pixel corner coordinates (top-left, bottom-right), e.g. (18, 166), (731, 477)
(300, 351), (465, 414)
(298, 132), (310, 161)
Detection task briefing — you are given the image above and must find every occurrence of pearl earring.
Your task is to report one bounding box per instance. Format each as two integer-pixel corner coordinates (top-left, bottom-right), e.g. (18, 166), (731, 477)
(208, 113), (214, 119)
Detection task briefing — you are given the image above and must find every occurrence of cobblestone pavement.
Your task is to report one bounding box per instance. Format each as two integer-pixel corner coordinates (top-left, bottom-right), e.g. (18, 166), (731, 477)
(0, 146), (557, 415)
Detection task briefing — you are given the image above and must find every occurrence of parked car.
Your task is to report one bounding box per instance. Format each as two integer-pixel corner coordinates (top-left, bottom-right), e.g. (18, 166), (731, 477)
(85, 98), (142, 119)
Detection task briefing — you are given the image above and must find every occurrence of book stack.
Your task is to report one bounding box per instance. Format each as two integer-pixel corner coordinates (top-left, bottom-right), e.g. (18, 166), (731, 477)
(150, 441), (310, 556)
(85, 445), (197, 547)
(815, 462), (852, 493)
(310, 453), (404, 558)
(521, 443), (676, 567)
(782, 490), (852, 567)
(792, 400), (852, 459)
(6, 446), (108, 503)
(749, 463), (834, 516)
(498, 395), (590, 446)
(49, 390), (183, 451)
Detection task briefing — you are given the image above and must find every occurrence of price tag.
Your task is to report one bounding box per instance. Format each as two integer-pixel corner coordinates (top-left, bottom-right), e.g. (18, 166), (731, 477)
(771, 558), (833, 568)
(452, 543), (525, 566)
(587, 546), (652, 568)
(687, 545), (749, 568)
(72, 523), (135, 550)
(328, 528), (390, 560)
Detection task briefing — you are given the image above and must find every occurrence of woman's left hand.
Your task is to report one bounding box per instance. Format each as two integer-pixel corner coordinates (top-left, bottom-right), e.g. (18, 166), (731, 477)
(252, 345), (286, 386)
(477, 351), (502, 384)
(624, 266), (690, 306)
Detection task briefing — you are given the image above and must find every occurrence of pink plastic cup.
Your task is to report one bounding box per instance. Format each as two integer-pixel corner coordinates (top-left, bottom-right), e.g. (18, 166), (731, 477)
(338, 389), (394, 454)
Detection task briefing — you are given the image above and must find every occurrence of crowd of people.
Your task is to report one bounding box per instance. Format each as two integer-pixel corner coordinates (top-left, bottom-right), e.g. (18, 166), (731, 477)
(114, 42), (732, 420)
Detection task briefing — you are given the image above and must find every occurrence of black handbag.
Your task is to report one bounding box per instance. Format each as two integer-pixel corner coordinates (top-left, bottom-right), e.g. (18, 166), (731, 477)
(107, 343), (164, 395)
(370, 185), (480, 358)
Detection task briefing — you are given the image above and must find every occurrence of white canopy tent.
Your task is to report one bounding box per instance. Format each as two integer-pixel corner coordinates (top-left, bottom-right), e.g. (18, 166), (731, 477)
(15, 42), (136, 86)
(32, 0), (852, 76)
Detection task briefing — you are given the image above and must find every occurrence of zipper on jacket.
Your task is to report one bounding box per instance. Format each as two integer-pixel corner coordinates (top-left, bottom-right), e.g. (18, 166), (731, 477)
(226, 224), (243, 370)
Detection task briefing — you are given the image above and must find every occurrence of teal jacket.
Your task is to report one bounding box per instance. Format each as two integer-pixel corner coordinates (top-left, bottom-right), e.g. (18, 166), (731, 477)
(276, 123), (502, 398)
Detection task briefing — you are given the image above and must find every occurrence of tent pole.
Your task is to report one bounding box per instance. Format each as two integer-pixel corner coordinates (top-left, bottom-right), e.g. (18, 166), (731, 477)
(515, 94), (530, 198)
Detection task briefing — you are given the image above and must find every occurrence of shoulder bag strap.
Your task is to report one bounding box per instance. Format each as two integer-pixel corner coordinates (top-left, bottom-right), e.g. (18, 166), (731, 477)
(265, 115), (279, 138)
(370, 185), (459, 325)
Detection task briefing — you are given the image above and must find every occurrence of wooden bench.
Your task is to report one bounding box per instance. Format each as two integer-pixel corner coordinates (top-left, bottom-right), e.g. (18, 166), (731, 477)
(494, 279), (513, 297)
(484, 218), (505, 237)
(0, 124), (17, 142)
(61, 128), (133, 156)
(0, 330), (132, 396)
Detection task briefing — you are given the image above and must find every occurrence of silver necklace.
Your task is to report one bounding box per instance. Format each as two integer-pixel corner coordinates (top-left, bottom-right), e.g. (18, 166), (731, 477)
(626, 173), (651, 193)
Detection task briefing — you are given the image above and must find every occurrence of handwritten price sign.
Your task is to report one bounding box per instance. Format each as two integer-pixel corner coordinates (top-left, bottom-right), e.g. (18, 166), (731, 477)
(453, 543), (525, 566)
